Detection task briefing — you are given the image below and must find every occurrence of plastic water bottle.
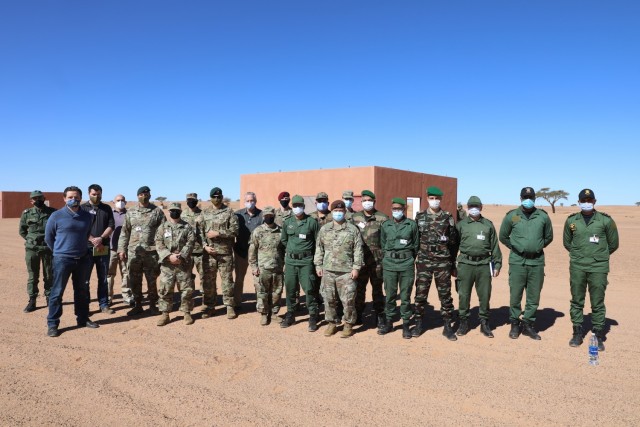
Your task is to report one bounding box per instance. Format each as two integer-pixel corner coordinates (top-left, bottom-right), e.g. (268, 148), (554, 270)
(588, 332), (599, 366)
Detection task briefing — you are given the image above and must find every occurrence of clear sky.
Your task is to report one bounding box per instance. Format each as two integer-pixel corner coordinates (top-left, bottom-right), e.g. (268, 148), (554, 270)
(1, 1), (638, 205)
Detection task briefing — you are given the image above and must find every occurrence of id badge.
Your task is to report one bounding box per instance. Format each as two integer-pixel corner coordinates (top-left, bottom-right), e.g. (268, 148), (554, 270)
(299, 233), (307, 240)
(135, 226), (142, 232)
(439, 235), (448, 242)
(399, 239), (408, 245)
(476, 234), (485, 241)
(589, 235), (599, 243)
(164, 231), (172, 238)
(358, 222), (365, 229)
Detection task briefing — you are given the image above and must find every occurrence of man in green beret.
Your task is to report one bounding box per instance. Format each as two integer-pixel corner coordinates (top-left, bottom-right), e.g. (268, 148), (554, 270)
(563, 188), (618, 350)
(378, 197), (419, 338)
(499, 187), (553, 340)
(454, 196), (502, 338)
(19, 190), (56, 312)
(413, 186), (460, 340)
(352, 190), (388, 328)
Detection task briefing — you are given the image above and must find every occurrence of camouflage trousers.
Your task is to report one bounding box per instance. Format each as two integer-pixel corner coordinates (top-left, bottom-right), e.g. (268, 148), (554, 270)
(191, 252), (205, 291)
(414, 258), (455, 319)
(25, 247), (53, 298)
(127, 249), (160, 305)
(158, 262), (194, 313)
(202, 253), (234, 307)
(254, 268), (284, 315)
(321, 270), (357, 324)
(108, 250), (130, 301)
(355, 259), (384, 316)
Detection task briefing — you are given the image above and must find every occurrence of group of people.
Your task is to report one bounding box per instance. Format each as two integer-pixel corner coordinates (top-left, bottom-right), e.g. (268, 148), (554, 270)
(20, 184), (618, 349)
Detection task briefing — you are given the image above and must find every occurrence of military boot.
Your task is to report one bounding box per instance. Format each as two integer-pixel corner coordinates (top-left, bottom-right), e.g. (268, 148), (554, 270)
(156, 312), (170, 326)
(341, 322), (354, 338)
(324, 322), (338, 337)
(23, 297), (37, 313)
(509, 320), (522, 339)
(378, 319), (393, 335)
(127, 303), (144, 316)
(201, 306), (215, 319)
(593, 329), (606, 351)
(146, 305), (160, 315)
(260, 314), (269, 326)
(442, 318), (457, 341)
(354, 312), (363, 326)
(227, 306), (237, 319)
(456, 318), (469, 336)
(280, 312), (295, 328)
(480, 320), (494, 338)
(522, 322), (541, 340)
(402, 321), (412, 339)
(184, 312), (194, 325)
(569, 325), (583, 347)
(308, 315), (319, 332)
(411, 316), (424, 337)
(376, 313), (386, 330)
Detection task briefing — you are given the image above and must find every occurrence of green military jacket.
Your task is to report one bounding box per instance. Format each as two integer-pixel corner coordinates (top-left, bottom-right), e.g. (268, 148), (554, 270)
(563, 210), (619, 273)
(249, 223), (285, 272)
(499, 207), (553, 266)
(380, 216), (419, 271)
(455, 216), (502, 270)
(19, 205), (56, 251)
(118, 203), (166, 254)
(281, 213), (319, 266)
(274, 207), (292, 227)
(155, 219), (196, 265)
(197, 204), (238, 256)
(181, 207), (204, 254)
(352, 210), (388, 263)
(415, 208), (459, 265)
(314, 221), (364, 273)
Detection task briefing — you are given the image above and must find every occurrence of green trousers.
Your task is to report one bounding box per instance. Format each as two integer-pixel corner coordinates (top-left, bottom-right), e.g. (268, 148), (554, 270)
(284, 262), (319, 316)
(508, 263), (544, 324)
(25, 248), (52, 298)
(456, 263), (492, 321)
(570, 268), (608, 331)
(383, 269), (415, 322)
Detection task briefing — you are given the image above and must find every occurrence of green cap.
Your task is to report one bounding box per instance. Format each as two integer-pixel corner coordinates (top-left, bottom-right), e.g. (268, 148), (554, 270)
(30, 190), (44, 198)
(210, 187), (222, 197)
(427, 186), (443, 196)
(391, 197), (406, 206)
(262, 206), (275, 215)
(137, 186), (151, 195)
(361, 190), (375, 199)
(169, 202), (182, 211)
(292, 195), (305, 204)
(467, 196), (482, 206)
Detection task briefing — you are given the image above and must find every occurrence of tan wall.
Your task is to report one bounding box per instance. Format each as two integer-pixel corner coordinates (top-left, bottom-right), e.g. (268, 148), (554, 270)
(0, 192), (66, 219)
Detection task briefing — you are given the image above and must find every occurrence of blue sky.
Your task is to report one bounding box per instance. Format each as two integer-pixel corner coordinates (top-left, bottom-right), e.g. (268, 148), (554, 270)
(1, 1), (638, 205)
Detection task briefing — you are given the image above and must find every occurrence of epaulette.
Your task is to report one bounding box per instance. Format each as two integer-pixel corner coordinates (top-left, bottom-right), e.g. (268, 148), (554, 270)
(537, 208), (549, 215)
(23, 208), (29, 213)
(568, 212), (580, 218)
(599, 211), (610, 218)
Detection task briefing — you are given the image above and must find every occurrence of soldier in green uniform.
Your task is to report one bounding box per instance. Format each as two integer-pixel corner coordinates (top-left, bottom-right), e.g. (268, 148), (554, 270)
(378, 198), (419, 338)
(155, 202), (196, 326)
(413, 186), (460, 340)
(308, 192), (331, 227)
(280, 195), (320, 331)
(455, 196), (502, 338)
(499, 187), (553, 340)
(181, 193), (205, 295)
(19, 190), (56, 312)
(198, 187), (239, 319)
(314, 200), (364, 338)
(352, 190), (388, 329)
(249, 206), (285, 326)
(563, 189), (619, 350)
(456, 203), (467, 222)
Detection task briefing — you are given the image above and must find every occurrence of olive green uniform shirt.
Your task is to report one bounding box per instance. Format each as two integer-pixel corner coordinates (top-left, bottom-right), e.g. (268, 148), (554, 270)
(455, 216), (502, 270)
(563, 210), (619, 273)
(499, 207), (553, 266)
(281, 214), (319, 266)
(380, 216), (419, 271)
(20, 205), (56, 250)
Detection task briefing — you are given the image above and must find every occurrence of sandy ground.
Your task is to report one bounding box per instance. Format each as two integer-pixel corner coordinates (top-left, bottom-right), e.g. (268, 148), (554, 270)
(1, 205), (639, 426)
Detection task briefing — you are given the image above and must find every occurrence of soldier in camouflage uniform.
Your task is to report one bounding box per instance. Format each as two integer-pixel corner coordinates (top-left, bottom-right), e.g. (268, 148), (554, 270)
(19, 190), (56, 312)
(315, 200), (364, 338)
(197, 187), (239, 319)
(308, 192), (331, 227)
(118, 186), (166, 316)
(413, 186), (460, 340)
(155, 202), (196, 326)
(456, 202), (467, 222)
(248, 206), (285, 326)
(351, 190), (388, 328)
(181, 193), (205, 294)
(341, 190), (356, 221)
(274, 191), (293, 227)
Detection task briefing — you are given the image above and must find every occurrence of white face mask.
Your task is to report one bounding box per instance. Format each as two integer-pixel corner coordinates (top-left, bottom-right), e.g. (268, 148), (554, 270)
(468, 207), (481, 217)
(293, 206), (304, 216)
(362, 201), (374, 211)
(580, 202), (594, 212)
(428, 199), (441, 209)
(245, 201), (256, 210)
(115, 201), (126, 210)
(392, 210), (404, 220)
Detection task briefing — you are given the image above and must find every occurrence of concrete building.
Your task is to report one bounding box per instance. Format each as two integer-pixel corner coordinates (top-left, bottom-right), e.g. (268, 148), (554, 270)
(0, 191), (65, 219)
(240, 166), (457, 218)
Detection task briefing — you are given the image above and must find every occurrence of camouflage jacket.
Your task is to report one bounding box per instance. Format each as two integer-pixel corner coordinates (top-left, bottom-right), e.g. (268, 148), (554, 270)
(181, 207), (204, 254)
(19, 205), (57, 250)
(351, 210), (388, 263)
(118, 203), (166, 253)
(415, 208), (459, 264)
(155, 219), (195, 265)
(309, 210), (331, 227)
(197, 204), (238, 255)
(248, 223), (285, 272)
(274, 207), (292, 227)
(314, 221), (364, 273)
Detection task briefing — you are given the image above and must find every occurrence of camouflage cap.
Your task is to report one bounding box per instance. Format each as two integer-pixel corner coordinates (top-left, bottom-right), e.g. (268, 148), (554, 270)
(578, 188), (595, 200)
(316, 191), (329, 200)
(330, 200), (346, 210)
(186, 192), (198, 200)
(137, 186), (151, 195)
(30, 190), (44, 198)
(457, 202), (463, 208)
(391, 197), (406, 206)
(342, 190), (354, 199)
(427, 186), (443, 196)
(292, 195), (305, 204)
(467, 196), (482, 206)
(361, 190), (375, 199)
(262, 206), (275, 215)
(169, 202), (182, 211)
(210, 187), (222, 197)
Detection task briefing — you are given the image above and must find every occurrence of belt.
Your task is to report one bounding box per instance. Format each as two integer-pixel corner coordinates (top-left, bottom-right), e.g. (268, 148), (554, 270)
(387, 252), (411, 260)
(287, 251), (313, 260)
(192, 252), (203, 257)
(463, 254), (488, 262)
(514, 250), (542, 259)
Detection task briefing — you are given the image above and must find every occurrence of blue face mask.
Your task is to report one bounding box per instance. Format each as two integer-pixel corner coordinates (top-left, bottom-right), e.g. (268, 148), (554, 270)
(521, 199), (535, 209)
(66, 199), (80, 208)
(332, 211), (345, 222)
(392, 210), (404, 220)
(580, 202), (594, 212)
(316, 202), (328, 211)
(343, 200), (353, 209)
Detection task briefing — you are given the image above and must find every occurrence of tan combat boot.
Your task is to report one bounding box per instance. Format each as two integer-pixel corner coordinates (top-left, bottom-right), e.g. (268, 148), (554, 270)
(324, 322), (337, 337)
(184, 312), (194, 325)
(341, 323), (354, 338)
(157, 312), (170, 326)
(227, 306), (237, 319)
(260, 314), (269, 326)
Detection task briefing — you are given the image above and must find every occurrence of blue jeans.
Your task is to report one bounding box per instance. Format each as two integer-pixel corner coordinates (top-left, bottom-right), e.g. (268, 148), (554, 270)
(47, 254), (92, 328)
(87, 248), (110, 308)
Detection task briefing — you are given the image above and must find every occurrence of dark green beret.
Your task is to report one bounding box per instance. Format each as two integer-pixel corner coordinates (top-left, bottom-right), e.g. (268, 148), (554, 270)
(427, 186), (443, 196)
(292, 195), (305, 204)
(210, 187), (222, 197)
(361, 190), (375, 199)
(391, 197), (406, 206)
(137, 186), (151, 195)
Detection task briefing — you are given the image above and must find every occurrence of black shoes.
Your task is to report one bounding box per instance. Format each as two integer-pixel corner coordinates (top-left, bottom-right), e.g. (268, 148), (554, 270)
(280, 313), (295, 328)
(480, 320), (494, 338)
(47, 327), (59, 337)
(509, 321), (522, 339)
(377, 319), (393, 335)
(456, 319), (469, 336)
(411, 317), (424, 337)
(443, 320), (457, 341)
(593, 329), (606, 351)
(23, 298), (37, 313)
(308, 315), (319, 332)
(522, 322), (541, 340)
(78, 319), (100, 329)
(376, 314), (386, 330)
(127, 305), (144, 316)
(402, 322), (411, 339)
(569, 325), (583, 347)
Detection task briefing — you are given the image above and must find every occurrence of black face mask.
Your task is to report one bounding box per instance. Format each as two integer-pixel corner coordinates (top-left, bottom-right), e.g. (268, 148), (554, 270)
(169, 211), (181, 219)
(186, 199), (198, 209)
(263, 216), (275, 225)
(34, 200), (45, 208)
(279, 200), (289, 208)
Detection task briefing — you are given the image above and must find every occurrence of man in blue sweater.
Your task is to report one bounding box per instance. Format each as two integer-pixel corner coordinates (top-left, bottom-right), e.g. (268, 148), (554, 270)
(45, 186), (99, 337)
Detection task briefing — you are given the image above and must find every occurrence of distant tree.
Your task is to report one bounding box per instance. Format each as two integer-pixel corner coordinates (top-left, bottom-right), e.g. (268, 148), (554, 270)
(155, 196), (167, 207)
(636, 201), (640, 206)
(536, 188), (568, 214)
(223, 197), (231, 204)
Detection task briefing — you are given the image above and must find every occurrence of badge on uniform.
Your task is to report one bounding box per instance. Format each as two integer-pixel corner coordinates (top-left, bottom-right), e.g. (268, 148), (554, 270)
(418, 220), (425, 227)
(399, 239), (408, 245)
(135, 226), (142, 232)
(439, 235), (448, 242)
(590, 235), (599, 244)
(164, 231), (172, 238)
(358, 222), (365, 229)
(299, 233), (307, 240)
(90, 210), (97, 215)
(477, 231), (485, 240)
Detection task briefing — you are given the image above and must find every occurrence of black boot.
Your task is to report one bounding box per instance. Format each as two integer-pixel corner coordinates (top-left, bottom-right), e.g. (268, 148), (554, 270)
(354, 312), (363, 326)
(569, 325), (583, 347)
(23, 297), (37, 313)
(308, 315), (319, 332)
(522, 322), (541, 340)
(442, 318), (457, 341)
(378, 319), (393, 335)
(280, 312), (295, 328)
(456, 318), (469, 336)
(509, 320), (522, 339)
(45, 296), (49, 307)
(402, 322), (412, 339)
(376, 314), (386, 330)
(480, 320), (494, 338)
(411, 316), (424, 337)
(593, 329), (606, 351)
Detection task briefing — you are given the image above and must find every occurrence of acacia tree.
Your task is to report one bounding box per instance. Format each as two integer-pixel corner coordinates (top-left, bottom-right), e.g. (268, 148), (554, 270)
(636, 202), (640, 206)
(536, 188), (568, 213)
(155, 196), (167, 207)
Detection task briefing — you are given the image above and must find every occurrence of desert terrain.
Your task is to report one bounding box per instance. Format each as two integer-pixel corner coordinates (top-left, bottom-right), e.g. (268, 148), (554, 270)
(1, 204), (638, 426)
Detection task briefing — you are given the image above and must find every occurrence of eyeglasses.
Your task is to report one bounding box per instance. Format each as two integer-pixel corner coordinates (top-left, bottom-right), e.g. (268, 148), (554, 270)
(211, 195), (222, 199)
